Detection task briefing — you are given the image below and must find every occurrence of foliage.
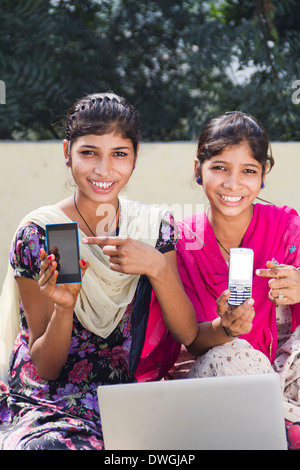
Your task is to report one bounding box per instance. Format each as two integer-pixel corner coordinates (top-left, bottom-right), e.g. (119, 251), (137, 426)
(0, 0), (299, 141)
(209, 0), (300, 141)
(0, 0), (117, 139)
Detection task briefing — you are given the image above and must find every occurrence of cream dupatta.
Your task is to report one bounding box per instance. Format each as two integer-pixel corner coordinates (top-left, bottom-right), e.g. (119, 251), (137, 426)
(0, 198), (167, 384)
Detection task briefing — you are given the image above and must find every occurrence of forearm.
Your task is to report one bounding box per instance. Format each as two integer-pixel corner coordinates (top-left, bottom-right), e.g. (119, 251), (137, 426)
(147, 252), (199, 347)
(185, 317), (233, 356)
(147, 251), (233, 354)
(30, 305), (74, 381)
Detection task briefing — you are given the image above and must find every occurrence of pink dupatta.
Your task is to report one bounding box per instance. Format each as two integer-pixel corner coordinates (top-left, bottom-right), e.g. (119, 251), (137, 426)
(135, 292), (181, 381)
(176, 204), (300, 363)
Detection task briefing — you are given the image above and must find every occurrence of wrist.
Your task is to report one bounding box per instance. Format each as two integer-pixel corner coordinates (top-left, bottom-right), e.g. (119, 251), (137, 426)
(54, 303), (75, 319)
(213, 317), (237, 342)
(221, 325), (240, 338)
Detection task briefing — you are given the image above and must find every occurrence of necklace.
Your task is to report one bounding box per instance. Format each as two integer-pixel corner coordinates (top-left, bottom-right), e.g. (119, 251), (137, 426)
(206, 207), (246, 257)
(215, 238), (230, 255)
(73, 192), (120, 237)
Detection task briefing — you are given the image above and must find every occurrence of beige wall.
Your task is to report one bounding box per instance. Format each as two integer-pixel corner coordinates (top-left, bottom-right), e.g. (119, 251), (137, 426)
(1, 141), (300, 289)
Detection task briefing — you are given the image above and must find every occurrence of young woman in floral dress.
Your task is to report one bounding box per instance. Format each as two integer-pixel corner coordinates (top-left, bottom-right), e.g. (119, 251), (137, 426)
(0, 93), (196, 450)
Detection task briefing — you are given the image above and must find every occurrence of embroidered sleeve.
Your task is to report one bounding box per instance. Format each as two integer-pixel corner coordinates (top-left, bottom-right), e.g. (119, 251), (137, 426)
(10, 223), (46, 281)
(155, 212), (177, 253)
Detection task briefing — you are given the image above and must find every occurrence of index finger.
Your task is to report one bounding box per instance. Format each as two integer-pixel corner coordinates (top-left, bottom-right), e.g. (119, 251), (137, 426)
(82, 236), (126, 246)
(256, 266), (291, 278)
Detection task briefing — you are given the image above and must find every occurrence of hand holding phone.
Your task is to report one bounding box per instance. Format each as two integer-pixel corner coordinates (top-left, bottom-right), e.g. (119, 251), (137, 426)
(228, 248), (254, 306)
(217, 289), (255, 338)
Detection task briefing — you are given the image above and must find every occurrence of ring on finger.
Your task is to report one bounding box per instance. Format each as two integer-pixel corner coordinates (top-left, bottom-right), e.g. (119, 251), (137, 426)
(278, 290), (284, 300)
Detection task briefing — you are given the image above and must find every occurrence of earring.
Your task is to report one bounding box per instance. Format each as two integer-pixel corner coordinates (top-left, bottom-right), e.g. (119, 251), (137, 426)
(196, 176), (202, 185)
(261, 182), (265, 188)
(65, 160), (70, 166)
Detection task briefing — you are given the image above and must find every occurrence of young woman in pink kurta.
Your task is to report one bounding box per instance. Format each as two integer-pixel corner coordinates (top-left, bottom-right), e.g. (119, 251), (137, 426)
(173, 112), (300, 449)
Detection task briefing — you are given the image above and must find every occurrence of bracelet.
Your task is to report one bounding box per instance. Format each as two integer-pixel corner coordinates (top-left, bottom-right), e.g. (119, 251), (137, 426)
(222, 325), (240, 338)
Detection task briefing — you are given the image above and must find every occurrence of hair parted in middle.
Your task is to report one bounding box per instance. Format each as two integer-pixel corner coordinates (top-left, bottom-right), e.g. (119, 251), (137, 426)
(196, 111), (274, 179)
(65, 92), (141, 155)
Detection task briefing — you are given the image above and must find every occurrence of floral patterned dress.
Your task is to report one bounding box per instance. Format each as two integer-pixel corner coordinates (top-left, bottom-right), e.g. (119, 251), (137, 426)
(0, 217), (175, 450)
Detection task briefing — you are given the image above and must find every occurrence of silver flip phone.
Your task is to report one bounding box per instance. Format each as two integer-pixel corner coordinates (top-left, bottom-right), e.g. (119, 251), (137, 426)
(228, 248), (254, 306)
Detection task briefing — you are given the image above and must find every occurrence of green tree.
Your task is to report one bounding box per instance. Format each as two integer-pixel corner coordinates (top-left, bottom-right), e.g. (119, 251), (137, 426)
(209, 0), (300, 140)
(0, 0), (118, 139)
(0, 0), (299, 141)
(0, 0), (232, 141)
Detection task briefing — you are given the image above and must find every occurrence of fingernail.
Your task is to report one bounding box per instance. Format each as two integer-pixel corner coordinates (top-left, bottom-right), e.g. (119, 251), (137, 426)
(47, 255), (53, 260)
(247, 298), (254, 306)
(256, 270), (262, 275)
(81, 259), (86, 266)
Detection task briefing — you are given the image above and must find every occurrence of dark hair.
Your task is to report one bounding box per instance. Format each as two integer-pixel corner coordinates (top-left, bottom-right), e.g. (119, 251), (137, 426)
(196, 111), (274, 177)
(65, 92), (141, 155)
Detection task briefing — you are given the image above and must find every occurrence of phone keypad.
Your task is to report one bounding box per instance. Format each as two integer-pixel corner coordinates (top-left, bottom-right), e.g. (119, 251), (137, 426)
(228, 285), (252, 306)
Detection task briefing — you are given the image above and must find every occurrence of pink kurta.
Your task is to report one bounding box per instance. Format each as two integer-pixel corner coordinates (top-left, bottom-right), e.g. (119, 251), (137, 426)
(176, 204), (300, 363)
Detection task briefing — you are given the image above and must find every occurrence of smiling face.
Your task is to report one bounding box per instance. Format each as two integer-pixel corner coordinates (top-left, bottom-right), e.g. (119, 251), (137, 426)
(197, 142), (265, 220)
(64, 132), (137, 208)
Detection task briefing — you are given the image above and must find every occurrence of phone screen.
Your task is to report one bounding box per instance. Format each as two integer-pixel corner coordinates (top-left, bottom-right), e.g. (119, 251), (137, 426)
(45, 223), (81, 284)
(229, 251), (253, 282)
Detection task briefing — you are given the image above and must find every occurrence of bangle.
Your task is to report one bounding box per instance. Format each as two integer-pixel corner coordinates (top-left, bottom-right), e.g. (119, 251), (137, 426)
(222, 325), (240, 338)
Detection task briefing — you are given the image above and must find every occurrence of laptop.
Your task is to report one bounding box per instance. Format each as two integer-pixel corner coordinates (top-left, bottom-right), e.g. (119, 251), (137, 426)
(97, 373), (287, 450)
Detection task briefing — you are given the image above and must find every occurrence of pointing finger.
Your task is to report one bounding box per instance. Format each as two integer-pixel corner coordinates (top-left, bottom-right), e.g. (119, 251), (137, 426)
(256, 267), (292, 278)
(82, 236), (125, 246)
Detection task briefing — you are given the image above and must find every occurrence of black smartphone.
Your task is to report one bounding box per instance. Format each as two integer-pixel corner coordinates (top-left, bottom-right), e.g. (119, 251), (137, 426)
(45, 222), (82, 284)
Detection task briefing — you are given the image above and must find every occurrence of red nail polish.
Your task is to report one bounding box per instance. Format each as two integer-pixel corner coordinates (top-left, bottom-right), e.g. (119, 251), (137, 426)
(47, 255), (53, 261)
(81, 259), (86, 266)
